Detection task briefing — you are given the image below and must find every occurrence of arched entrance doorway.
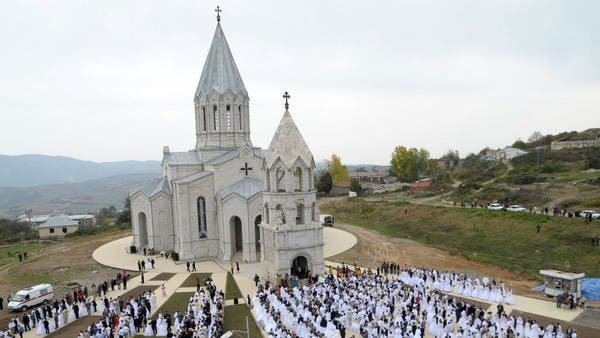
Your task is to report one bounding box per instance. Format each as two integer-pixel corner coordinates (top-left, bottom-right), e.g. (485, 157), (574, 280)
(291, 255), (309, 279)
(254, 215), (261, 252)
(138, 212), (148, 248)
(230, 216), (243, 254)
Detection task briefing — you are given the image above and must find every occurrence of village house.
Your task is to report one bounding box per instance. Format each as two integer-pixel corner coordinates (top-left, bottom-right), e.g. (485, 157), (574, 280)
(38, 215), (80, 239)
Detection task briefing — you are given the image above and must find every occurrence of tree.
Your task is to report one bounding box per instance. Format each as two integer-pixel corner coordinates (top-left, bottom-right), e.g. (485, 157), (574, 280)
(328, 154), (349, 184)
(512, 139), (527, 150)
(443, 149), (460, 167)
(317, 172), (333, 193)
(116, 197), (131, 225)
(528, 131), (543, 144)
(350, 179), (362, 195)
(390, 146), (430, 182)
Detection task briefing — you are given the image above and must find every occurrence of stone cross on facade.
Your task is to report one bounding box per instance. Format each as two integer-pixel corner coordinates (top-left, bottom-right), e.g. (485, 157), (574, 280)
(240, 162), (253, 176)
(215, 6), (222, 22)
(283, 91), (290, 110)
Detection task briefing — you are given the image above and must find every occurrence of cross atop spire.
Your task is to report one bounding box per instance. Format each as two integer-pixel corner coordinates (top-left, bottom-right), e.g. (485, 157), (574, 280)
(215, 6), (222, 22)
(283, 91), (290, 110)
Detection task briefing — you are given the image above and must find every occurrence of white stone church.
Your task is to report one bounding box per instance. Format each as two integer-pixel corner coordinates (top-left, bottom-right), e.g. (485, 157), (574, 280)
(129, 17), (324, 279)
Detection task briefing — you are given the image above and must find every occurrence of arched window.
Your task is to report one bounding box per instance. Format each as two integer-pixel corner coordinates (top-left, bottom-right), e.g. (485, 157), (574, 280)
(294, 167), (302, 192)
(276, 168), (286, 192)
(276, 204), (286, 224)
(238, 106), (243, 130)
(226, 105), (232, 130)
(296, 203), (305, 225)
(197, 197), (207, 238)
(202, 106), (207, 131)
(264, 203), (270, 224)
(213, 105), (218, 130)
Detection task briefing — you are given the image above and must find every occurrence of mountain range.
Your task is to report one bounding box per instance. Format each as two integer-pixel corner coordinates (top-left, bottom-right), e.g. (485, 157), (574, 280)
(0, 154), (161, 219)
(0, 154), (161, 187)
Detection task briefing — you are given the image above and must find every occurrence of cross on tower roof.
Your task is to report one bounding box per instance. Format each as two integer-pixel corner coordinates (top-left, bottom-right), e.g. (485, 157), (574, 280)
(215, 6), (222, 22)
(283, 91), (290, 110)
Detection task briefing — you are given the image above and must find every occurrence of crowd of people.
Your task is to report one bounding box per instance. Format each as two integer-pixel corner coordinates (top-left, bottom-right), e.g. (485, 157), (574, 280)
(0, 271), (131, 337)
(1, 286), (94, 337)
(75, 277), (224, 338)
(252, 263), (579, 338)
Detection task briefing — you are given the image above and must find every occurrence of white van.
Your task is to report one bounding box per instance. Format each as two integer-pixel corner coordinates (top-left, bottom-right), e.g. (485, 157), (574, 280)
(320, 214), (335, 227)
(8, 284), (54, 312)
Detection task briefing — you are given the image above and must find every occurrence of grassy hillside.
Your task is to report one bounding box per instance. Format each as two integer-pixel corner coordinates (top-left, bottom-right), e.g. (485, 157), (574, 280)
(322, 198), (600, 277)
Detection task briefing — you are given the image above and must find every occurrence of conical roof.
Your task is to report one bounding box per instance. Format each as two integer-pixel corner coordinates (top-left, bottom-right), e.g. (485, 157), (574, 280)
(195, 23), (247, 99)
(265, 110), (314, 169)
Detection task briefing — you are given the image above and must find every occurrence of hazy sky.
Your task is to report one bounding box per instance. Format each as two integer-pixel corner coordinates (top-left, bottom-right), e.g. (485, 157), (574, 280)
(1, 1), (599, 164)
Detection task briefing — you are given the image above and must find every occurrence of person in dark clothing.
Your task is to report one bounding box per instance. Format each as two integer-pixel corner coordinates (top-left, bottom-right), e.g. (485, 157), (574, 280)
(43, 319), (50, 334)
(192, 261), (196, 272)
(187, 261), (190, 272)
(0, 296), (3, 310)
(151, 319), (157, 335)
(22, 314), (30, 331)
(236, 261), (240, 273)
(141, 273), (145, 284)
(73, 303), (79, 319)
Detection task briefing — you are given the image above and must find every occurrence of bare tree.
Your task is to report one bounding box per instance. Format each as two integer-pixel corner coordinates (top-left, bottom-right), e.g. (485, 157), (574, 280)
(528, 131), (543, 143)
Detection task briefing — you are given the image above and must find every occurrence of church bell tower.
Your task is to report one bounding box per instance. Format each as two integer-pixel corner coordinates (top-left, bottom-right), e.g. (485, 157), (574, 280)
(194, 8), (252, 149)
(260, 92), (324, 280)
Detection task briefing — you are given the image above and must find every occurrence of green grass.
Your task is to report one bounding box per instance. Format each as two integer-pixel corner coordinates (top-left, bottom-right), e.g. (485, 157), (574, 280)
(0, 242), (48, 267)
(180, 272), (213, 287)
(322, 198), (600, 278)
(225, 272), (243, 300)
(155, 292), (194, 316)
(224, 304), (262, 337)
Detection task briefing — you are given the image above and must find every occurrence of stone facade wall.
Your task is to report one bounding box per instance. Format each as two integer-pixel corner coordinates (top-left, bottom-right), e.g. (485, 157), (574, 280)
(39, 225), (78, 239)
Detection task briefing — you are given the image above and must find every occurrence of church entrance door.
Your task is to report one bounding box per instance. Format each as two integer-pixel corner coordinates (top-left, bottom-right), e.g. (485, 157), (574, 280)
(138, 212), (148, 248)
(254, 215), (261, 252)
(291, 255), (309, 279)
(230, 216), (243, 253)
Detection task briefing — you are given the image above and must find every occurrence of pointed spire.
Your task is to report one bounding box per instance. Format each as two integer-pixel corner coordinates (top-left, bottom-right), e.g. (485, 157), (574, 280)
(265, 105), (314, 170)
(194, 21), (247, 100)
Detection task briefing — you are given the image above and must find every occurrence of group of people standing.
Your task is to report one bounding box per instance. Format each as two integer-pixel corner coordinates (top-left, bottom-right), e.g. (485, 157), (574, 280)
(1, 287), (93, 337)
(141, 278), (225, 337)
(252, 264), (579, 337)
(78, 288), (157, 337)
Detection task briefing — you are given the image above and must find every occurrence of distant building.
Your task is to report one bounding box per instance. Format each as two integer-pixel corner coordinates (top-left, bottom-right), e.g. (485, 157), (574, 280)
(551, 128), (600, 151)
(69, 214), (96, 226)
(410, 178), (432, 190)
(18, 214), (96, 228)
(349, 167), (389, 183)
(38, 215), (79, 239)
(484, 147), (527, 161)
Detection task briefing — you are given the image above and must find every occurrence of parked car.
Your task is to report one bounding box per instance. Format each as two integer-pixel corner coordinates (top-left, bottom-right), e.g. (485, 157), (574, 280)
(487, 203), (504, 211)
(591, 212), (600, 219)
(506, 205), (527, 212)
(8, 284), (54, 312)
(320, 214), (335, 227)
(580, 210), (596, 218)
